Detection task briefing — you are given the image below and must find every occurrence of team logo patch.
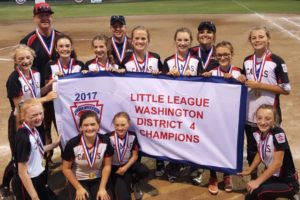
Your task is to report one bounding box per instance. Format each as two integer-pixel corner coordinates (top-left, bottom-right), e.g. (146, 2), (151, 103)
(275, 132), (286, 144)
(282, 64), (288, 73)
(70, 100), (103, 131)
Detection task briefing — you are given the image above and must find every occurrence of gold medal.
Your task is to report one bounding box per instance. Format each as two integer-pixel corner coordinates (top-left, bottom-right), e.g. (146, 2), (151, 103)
(88, 172), (96, 180)
(254, 89), (261, 99)
(42, 159), (46, 168)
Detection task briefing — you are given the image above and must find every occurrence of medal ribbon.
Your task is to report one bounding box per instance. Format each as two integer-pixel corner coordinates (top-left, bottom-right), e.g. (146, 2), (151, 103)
(81, 135), (99, 168)
(114, 131), (129, 164)
(58, 58), (73, 75)
(217, 65), (232, 77)
(133, 52), (149, 72)
(22, 122), (44, 156)
(111, 36), (127, 63)
(252, 51), (270, 82)
(175, 52), (191, 75)
(36, 29), (55, 58)
(16, 68), (38, 98)
(199, 47), (213, 70)
(259, 132), (270, 163)
(96, 58), (109, 71)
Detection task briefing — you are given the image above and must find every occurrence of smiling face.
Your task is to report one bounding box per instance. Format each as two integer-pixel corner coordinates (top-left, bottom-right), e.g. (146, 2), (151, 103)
(256, 108), (275, 134)
(93, 39), (107, 59)
(198, 29), (215, 48)
(249, 29), (270, 53)
(56, 37), (73, 59)
(114, 116), (130, 138)
(216, 46), (232, 69)
(24, 103), (44, 128)
(80, 116), (100, 139)
(34, 13), (53, 31)
(175, 31), (192, 54)
(132, 29), (149, 53)
(15, 49), (34, 72)
(111, 22), (126, 41)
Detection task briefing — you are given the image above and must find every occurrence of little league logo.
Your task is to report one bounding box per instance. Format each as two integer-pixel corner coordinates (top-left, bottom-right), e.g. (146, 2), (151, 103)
(70, 100), (103, 131)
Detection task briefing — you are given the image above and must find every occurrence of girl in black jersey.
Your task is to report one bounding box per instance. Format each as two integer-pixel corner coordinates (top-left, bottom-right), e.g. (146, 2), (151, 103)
(84, 34), (122, 73)
(238, 104), (299, 200)
(106, 112), (149, 200)
(62, 111), (113, 200)
(1, 45), (56, 196)
(238, 27), (291, 180)
(12, 99), (60, 200)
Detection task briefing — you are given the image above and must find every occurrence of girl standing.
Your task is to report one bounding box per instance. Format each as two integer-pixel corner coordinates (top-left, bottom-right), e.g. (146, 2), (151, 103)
(2, 45), (56, 196)
(202, 41), (241, 194)
(12, 99), (60, 200)
(238, 27), (291, 180)
(106, 112), (149, 200)
(62, 111), (113, 200)
(238, 104), (299, 200)
(85, 34), (120, 73)
(44, 34), (84, 161)
(163, 27), (203, 183)
(121, 26), (163, 74)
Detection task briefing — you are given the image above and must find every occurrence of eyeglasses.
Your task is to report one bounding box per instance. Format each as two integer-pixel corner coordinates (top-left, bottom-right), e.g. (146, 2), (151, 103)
(216, 53), (231, 58)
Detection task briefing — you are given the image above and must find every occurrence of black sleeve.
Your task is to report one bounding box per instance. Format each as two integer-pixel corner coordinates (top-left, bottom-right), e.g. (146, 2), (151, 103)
(77, 60), (85, 72)
(44, 61), (53, 82)
(272, 54), (290, 84)
(6, 72), (22, 99)
(14, 128), (31, 163)
(157, 55), (163, 72)
(62, 137), (77, 161)
(132, 133), (140, 151)
(272, 127), (289, 151)
(102, 135), (114, 157)
(162, 59), (170, 74)
(84, 59), (93, 71)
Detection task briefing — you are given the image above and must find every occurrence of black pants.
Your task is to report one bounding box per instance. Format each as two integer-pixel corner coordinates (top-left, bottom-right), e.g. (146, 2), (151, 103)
(12, 171), (49, 200)
(245, 124), (257, 166)
(111, 162), (149, 200)
(68, 178), (109, 200)
(245, 176), (299, 200)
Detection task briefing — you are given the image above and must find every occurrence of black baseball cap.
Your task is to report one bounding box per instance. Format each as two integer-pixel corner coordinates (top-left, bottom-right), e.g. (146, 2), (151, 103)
(198, 21), (216, 33)
(33, 2), (54, 15)
(110, 15), (126, 25)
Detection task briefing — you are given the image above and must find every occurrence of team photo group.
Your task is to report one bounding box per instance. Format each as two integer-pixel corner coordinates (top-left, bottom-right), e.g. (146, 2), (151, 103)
(1, 1), (299, 200)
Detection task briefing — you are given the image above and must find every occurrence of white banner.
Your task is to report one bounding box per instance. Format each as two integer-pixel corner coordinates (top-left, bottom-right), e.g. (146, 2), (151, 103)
(54, 72), (247, 174)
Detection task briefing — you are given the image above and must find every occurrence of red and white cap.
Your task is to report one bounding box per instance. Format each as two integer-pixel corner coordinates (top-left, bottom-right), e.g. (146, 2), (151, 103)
(33, 1), (54, 15)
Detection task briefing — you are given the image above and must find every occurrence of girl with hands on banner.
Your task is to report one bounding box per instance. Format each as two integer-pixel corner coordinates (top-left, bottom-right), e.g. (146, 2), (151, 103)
(62, 111), (113, 200)
(238, 104), (299, 200)
(163, 27), (204, 77)
(12, 99), (61, 200)
(84, 34), (124, 73)
(202, 41), (241, 194)
(238, 27), (291, 181)
(44, 34), (85, 163)
(106, 112), (149, 200)
(202, 41), (241, 80)
(121, 26), (163, 74)
(45, 34), (84, 81)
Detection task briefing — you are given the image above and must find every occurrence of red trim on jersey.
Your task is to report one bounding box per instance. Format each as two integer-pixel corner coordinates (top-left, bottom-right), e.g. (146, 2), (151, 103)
(27, 34), (37, 47)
